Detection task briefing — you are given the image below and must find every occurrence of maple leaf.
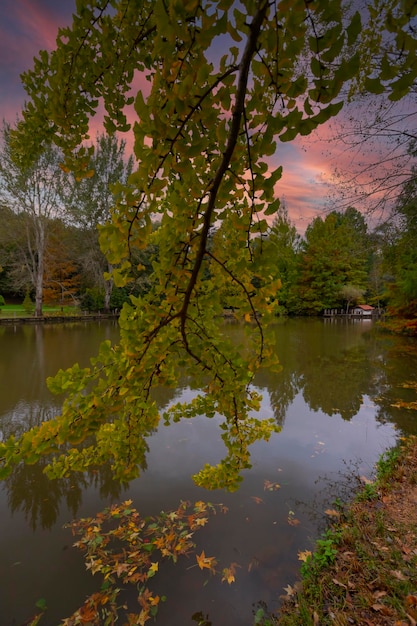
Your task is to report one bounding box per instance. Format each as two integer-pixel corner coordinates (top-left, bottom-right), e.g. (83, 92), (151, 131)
(221, 562), (240, 584)
(147, 562), (159, 578)
(196, 550), (217, 572)
(283, 584), (296, 596)
(149, 594), (160, 606)
(221, 568), (235, 584)
(297, 550), (312, 562)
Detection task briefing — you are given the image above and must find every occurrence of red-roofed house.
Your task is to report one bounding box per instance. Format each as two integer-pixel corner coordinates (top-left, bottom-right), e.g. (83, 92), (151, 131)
(351, 304), (375, 317)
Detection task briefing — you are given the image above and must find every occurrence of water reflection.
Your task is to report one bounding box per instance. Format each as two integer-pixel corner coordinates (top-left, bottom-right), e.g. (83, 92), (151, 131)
(1, 319), (417, 532)
(1, 319), (417, 625)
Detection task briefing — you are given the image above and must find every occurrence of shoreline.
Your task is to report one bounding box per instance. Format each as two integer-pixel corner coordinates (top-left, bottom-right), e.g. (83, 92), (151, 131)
(0, 313), (119, 325)
(275, 436), (417, 626)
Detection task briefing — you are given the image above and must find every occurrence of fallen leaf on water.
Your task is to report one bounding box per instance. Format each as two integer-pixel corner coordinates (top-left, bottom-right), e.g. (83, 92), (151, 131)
(196, 551), (217, 573)
(283, 584), (296, 597)
(251, 496), (263, 505)
(287, 510), (300, 526)
(297, 550), (312, 562)
(360, 475), (374, 485)
(264, 480), (281, 491)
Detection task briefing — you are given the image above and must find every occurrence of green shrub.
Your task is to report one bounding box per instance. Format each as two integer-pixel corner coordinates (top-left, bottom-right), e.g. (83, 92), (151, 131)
(23, 290), (35, 314)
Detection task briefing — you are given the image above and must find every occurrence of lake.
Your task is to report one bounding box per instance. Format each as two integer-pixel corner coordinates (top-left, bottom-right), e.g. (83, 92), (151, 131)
(1, 318), (416, 625)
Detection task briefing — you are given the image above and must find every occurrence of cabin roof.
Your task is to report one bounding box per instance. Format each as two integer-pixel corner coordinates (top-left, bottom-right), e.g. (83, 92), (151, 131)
(354, 304), (375, 311)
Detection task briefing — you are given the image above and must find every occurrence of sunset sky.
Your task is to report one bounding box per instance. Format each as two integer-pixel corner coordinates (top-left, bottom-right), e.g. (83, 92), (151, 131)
(0, 0), (407, 234)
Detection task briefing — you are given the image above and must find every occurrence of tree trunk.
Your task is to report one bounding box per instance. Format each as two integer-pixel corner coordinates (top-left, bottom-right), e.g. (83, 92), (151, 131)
(33, 220), (46, 317)
(103, 262), (113, 313)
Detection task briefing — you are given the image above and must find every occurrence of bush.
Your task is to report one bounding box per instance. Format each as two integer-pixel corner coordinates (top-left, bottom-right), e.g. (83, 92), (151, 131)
(23, 290), (35, 314)
(80, 287), (104, 312)
(0, 294), (5, 310)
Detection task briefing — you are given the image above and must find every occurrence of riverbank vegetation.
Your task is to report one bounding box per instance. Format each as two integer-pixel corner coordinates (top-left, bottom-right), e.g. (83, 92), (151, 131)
(1, 199), (416, 333)
(275, 436), (417, 626)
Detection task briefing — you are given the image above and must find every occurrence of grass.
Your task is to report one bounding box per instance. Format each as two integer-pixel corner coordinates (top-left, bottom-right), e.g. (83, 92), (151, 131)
(0, 304), (82, 317)
(274, 436), (417, 626)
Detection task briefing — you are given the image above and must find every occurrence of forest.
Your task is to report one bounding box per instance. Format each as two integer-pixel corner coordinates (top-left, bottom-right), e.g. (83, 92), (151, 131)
(0, 127), (416, 330)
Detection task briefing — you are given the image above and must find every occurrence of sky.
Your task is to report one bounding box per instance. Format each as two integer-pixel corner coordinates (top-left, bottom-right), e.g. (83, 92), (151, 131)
(0, 0), (409, 235)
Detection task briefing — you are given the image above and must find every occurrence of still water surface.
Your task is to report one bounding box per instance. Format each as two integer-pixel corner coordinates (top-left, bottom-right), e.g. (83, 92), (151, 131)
(1, 318), (417, 625)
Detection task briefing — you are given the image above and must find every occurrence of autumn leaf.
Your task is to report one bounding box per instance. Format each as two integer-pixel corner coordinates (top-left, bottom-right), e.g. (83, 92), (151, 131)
(251, 496), (264, 505)
(372, 603), (392, 615)
(297, 550), (312, 562)
(283, 583), (296, 597)
(221, 562), (240, 584)
(264, 479), (281, 491)
(390, 569), (408, 581)
(221, 568), (235, 584)
(196, 550), (217, 572)
(77, 603), (97, 623)
(324, 508), (341, 519)
(287, 510), (300, 526)
(147, 562), (159, 578)
(360, 475), (374, 485)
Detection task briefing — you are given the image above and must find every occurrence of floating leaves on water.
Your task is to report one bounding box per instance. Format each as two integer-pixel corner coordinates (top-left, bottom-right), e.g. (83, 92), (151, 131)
(264, 479), (281, 491)
(287, 510), (301, 526)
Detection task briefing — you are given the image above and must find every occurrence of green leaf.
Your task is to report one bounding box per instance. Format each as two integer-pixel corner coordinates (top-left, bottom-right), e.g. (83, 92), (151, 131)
(346, 11), (361, 46)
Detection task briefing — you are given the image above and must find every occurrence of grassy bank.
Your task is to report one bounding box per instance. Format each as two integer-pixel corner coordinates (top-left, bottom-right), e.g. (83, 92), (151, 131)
(0, 304), (78, 317)
(271, 436), (417, 626)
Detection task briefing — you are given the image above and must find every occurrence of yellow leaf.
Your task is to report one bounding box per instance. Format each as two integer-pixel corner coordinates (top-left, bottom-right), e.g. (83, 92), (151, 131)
(297, 550), (312, 562)
(149, 595), (160, 606)
(196, 550), (217, 572)
(221, 568), (235, 584)
(283, 584), (296, 596)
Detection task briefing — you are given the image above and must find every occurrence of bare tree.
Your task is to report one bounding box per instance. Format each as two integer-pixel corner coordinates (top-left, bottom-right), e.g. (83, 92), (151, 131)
(0, 122), (69, 316)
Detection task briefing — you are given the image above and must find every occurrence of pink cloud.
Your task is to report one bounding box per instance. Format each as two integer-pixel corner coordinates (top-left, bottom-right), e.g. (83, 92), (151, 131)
(0, 0), (73, 122)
